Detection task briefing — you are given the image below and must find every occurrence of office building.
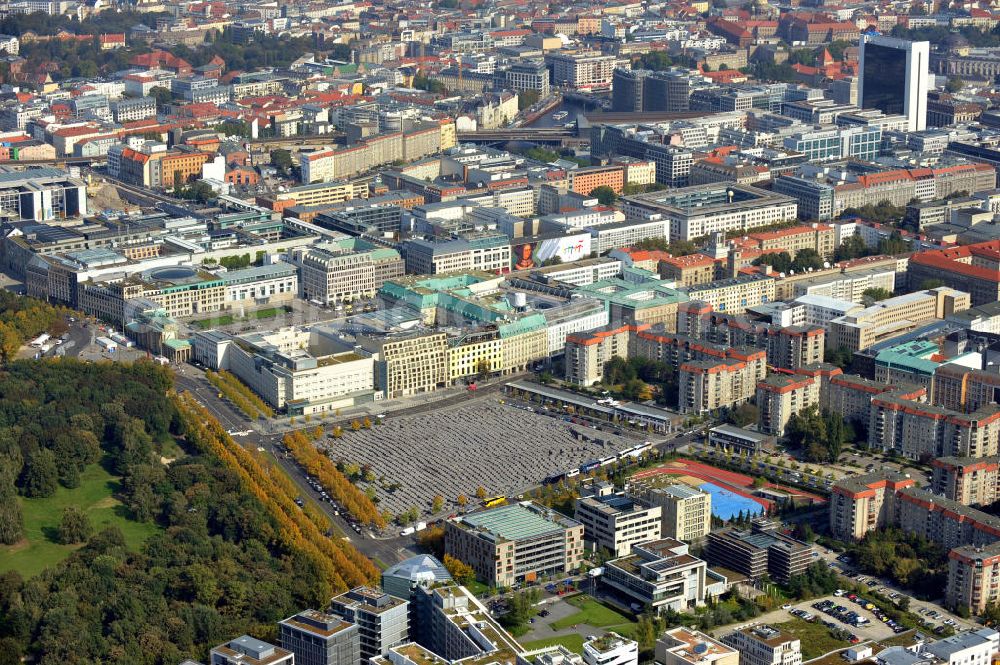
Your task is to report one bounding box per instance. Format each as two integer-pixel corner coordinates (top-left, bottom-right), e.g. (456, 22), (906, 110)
(620, 184), (798, 243)
(721, 626), (801, 665)
(707, 424), (773, 456)
(294, 239), (404, 306)
(0, 166), (87, 221)
(221, 263), (298, 309)
(706, 524), (813, 583)
(445, 502), (584, 588)
(574, 489), (662, 557)
(657, 629), (739, 665)
(859, 35), (929, 131)
(412, 583), (523, 662)
(908, 241), (1000, 307)
(924, 629), (1000, 665)
(631, 484), (711, 542)
(582, 634), (638, 665)
(495, 59), (551, 97)
(329, 587), (409, 663)
(192, 326), (376, 415)
(358, 332), (449, 399)
(828, 288), (971, 352)
(602, 538), (708, 613)
(755, 373), (820, 437)
(381, 555), (452, 603)
(210, 636), (294, 665)
(403, 234), (511, 275)
(279, 610), (360, 665)
(612, 69), (646, 113)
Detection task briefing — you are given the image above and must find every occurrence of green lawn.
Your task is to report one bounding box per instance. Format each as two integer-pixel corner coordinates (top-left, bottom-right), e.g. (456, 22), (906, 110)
(191, 306), (290, 330)
(878, 630), (920, 648)
(520, 634), (586, 653)
(191, 314), (235, 329)
(772, 619), (850, 660)
(550, 596), (635, 631)
(0, 461), (160, 578)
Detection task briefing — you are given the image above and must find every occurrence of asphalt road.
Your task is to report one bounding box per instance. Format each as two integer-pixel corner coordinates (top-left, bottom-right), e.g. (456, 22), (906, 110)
(172, 366), (412, 567)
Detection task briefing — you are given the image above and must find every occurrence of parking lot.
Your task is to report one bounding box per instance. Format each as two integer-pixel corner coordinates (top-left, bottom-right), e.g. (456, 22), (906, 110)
(324, 396), (640, 514)
(749, 592), (897, 646)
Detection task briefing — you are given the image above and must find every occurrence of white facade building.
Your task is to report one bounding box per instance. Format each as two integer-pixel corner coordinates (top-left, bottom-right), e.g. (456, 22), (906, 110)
(582, 633), (639, 665)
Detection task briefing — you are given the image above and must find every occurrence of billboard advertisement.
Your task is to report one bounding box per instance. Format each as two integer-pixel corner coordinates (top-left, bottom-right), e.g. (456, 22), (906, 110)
(512, 233), (592, 270)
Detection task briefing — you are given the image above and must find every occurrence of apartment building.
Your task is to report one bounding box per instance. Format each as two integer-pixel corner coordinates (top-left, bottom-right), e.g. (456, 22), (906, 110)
(602, 539), (708, 614)
(657, 629), (739, 665)
(706, 524), (813, 583)
(294, 121), (455, 184)
(193, 326), (376, 415)
(721, 626), (801, 665)
(908, 241), (1000, 307)
(820, 372), (907, 427)
(328, 588), (407, 663)
(620, 184), (798, 243)
(631, 483), (711, 542)
(403, 234), (511, 275)
(828, 288), (971, 352)
(828, 472), (916, 541)
(948, 544), (1000, 614)
(931, 456), (1000, 507)
(678, 350), (767, 414)
(574, 488), (662, 557)
(295, 239), (404, 305)
(545, 51), (616, 91)
(210, 636), (294, 665)
(278, 610), (360, 665)
(868, 395), (1000, 459)
(564, 324), (633, 386)
(445, 502), (584, 588)
(684, 275), (777, 317)
(756, 373), (820, 437)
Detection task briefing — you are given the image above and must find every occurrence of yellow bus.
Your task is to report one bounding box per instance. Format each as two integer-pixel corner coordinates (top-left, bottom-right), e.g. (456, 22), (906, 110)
(483, 496), (507, 508)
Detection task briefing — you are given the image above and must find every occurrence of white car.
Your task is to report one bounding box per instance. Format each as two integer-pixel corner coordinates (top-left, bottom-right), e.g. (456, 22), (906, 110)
(782, 604), (792, 610)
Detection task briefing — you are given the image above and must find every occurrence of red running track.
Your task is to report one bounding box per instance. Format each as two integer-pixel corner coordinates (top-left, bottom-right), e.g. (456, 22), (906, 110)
(632, 458), (828, 508)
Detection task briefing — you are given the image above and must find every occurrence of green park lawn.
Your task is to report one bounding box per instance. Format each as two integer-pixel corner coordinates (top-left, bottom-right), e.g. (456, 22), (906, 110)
(550, 596), (637, 633)
(0, 461), (160, 578)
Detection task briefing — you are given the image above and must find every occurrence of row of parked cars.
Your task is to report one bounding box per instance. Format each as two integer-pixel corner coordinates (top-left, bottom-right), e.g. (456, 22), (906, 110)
(843, 592), (908, 634)
(812, 598), (868, 638)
